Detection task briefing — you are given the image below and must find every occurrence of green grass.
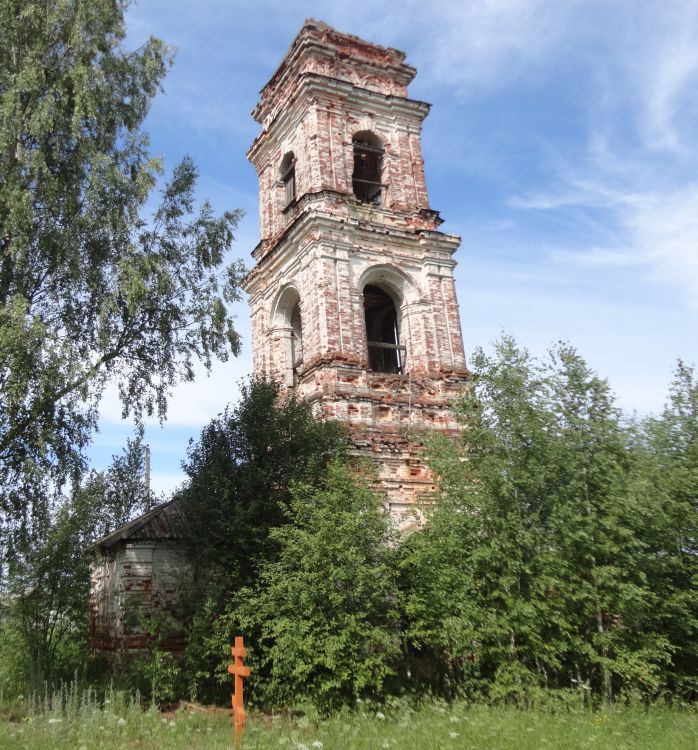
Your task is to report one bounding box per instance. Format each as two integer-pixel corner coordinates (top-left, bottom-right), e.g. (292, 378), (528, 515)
(1, 692), (697, 749)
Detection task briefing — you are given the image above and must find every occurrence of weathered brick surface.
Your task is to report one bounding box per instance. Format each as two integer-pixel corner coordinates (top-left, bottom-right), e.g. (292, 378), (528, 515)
(89, 542), (193, 659)
(244, 20), (469, 524)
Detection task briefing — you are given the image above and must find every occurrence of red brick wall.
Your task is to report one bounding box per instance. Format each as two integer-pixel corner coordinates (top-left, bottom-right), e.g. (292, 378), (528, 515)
(244, 21), (469, 523)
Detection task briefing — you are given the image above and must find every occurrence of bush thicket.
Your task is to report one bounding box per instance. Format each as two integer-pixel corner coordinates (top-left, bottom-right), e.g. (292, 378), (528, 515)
(1, 340), (696, 712)
(177, 379), (349, 702)
(399, 338), (698, 705)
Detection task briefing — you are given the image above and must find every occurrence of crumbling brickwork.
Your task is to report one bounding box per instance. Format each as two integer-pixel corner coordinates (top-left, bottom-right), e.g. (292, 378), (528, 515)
(90, 541), (193, 656)
(89, 500), (193, 659)
(244, 20), (469, 524)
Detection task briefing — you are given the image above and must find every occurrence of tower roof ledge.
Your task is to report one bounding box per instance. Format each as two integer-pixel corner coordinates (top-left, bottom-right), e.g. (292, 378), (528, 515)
(253, 19), (417, 127)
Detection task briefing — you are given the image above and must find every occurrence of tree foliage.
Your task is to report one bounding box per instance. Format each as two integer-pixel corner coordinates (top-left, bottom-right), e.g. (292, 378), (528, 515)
(635, 362), (698, 696)
(400, 337), (697, 704)
(178, 379), (349, 702)
(233, 461), (401, 713)
(0, 0), (244, 548)
(180, 379), (349, 596)
(0, 432), (152, 692)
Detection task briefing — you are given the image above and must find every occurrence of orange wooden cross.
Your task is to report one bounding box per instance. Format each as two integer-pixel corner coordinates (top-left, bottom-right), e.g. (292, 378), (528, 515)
(228, 636), (251, 749)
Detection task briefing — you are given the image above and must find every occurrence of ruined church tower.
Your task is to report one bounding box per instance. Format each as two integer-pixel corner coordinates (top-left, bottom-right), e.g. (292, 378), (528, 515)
(244, 20), (469, 524)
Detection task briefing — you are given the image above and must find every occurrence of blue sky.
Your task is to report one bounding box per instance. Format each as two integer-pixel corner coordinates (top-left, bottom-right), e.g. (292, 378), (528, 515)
(89, 0), (698, 495)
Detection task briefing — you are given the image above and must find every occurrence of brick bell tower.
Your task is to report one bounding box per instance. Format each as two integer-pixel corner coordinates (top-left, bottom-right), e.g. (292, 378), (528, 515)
(243, 20), (469, 525)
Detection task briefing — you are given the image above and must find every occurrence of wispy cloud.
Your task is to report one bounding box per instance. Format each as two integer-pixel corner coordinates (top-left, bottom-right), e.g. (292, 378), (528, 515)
(513, 176), (698, 305)
(491, 1), (698, 303)
(397, 0), (593, 94)
(101, 0), (698, 461)
(625, 2), (698, 153)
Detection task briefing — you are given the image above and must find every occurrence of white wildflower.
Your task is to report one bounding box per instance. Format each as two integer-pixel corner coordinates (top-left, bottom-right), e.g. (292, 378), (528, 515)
(117, 717), (126, 726)
(48, 717), (62, 724)
(375, 711), (386, 720)
(449, 731), (459, 739)
(311, 742), (323, 749)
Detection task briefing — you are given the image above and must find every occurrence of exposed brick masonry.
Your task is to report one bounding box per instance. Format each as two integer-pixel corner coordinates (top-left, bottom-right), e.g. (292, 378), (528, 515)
(244, 20), (469, 526)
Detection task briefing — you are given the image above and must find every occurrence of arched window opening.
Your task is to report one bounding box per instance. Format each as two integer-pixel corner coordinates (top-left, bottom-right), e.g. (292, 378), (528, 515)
(290, 302), (303, 382)
(352, 132), (384, 206)
(273, 286), (303, 388)
(280, 151), (296, 206)
(364, 284), (404, 373)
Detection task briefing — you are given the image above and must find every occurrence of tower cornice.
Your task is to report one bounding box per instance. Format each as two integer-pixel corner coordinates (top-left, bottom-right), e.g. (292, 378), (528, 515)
(248, 188), (452, 264)
(242, 207), (461, 296)
(248, 74), (430, 167)
(253, 19), (416, 129)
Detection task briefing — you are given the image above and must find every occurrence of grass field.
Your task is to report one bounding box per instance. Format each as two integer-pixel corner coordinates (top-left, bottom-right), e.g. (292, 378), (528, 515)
(2, 693), (697, 749)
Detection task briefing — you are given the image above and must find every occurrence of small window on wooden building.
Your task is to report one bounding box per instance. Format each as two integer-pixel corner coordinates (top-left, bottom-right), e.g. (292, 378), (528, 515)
(280, 151), (296, 206)
(364, 284), (403, 373)
(352, 132), (383, 206)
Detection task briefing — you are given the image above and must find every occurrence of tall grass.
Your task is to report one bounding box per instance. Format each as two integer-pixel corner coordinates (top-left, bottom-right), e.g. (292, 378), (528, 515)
(1, 685), (696, 750)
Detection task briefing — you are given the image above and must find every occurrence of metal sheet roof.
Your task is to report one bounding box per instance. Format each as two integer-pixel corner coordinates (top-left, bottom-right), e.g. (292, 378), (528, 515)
(93, 499), (190, 549)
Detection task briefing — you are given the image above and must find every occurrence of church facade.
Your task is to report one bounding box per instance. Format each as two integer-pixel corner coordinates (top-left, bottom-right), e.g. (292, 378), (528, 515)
(244, 20), (469, 523)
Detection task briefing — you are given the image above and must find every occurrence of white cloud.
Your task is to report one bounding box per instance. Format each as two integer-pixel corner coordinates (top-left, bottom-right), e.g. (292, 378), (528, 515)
(495, 0), (698, 304)
(408, 0), (584, 93)
(98, 352), (251, 428)
(622, 187), (698, 300)
(626, 2), (698, 153)
(150, 471), (188, 498)
(513, 170), (698, 305)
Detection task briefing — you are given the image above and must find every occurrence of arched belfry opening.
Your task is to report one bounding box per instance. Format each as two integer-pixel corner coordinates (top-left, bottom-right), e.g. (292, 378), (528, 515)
(290, 301), (303, 382)
(363, 284), (403, 374)
(273, 286), (303, 386)
(280, 151), (296, 206)
(352, 132), (384, 206)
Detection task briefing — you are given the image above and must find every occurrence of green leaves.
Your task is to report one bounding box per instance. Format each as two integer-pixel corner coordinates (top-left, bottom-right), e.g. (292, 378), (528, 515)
(0, 0), (244, 543)
(180, 378), (349, 599)
(634, 361), (698, 696)
(176, 381), (351, 704)
(234, 462), (400, 713)
(400, 337), (698, 703)
(1, 429), (151, 691)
